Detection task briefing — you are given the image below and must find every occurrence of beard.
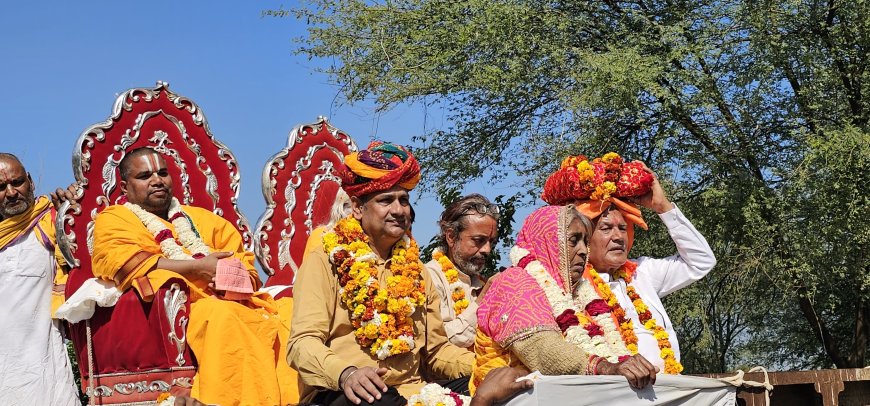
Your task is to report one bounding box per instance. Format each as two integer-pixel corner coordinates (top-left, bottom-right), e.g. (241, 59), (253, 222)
(452, 252), (486, 276)
(1, 189), (34, 218)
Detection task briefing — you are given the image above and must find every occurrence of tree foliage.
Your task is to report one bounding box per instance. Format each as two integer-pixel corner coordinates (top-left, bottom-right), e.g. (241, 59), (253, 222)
(291, 0), (870, 371)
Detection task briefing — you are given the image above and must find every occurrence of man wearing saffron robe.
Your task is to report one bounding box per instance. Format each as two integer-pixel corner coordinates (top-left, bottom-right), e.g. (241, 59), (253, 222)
(424, 194), (499, 348)
(540, 154), (716, 375)
(0, 153), (80, 405)
(91, 147), (293, 405)
(288, 142), (473, 406)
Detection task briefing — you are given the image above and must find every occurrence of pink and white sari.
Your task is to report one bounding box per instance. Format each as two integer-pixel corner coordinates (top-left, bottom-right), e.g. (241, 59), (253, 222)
(471, 205), (577, 392)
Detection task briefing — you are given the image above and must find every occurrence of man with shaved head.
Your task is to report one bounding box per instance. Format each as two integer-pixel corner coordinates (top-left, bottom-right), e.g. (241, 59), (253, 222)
(91, 147), (294, 404)
(0, 153), (80, 405)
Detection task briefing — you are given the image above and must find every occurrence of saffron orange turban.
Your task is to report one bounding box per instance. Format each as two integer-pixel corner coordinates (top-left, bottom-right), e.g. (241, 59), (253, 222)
(340, 142), (421, 198)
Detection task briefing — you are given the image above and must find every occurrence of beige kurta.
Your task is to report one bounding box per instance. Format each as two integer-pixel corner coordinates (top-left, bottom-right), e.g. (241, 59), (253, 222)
(423, 257), (482, 348)
(288, 240), (473, 402)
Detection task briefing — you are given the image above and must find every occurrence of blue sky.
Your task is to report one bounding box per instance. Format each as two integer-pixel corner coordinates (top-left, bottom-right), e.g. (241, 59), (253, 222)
(1, 1), (526, 277)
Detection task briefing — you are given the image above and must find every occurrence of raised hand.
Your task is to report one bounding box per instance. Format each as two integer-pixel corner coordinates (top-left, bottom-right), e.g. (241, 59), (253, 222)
(629, 161), (673, 214)
(50, 183), (79, 210)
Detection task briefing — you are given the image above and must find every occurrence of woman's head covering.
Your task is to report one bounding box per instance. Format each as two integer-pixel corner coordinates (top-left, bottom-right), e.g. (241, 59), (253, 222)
(477, 205), (578, 349)
(339, 141), (421, 198)
(515, 205), (575, 295)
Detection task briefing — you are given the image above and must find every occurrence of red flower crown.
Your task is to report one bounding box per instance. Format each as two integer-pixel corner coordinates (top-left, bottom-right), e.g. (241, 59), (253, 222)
(541, 152), (654, 205)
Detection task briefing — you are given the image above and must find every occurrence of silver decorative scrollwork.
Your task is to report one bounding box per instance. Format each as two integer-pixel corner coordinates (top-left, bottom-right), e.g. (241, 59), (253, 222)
(277, 143), (344, 271)
(253, 116), (357, 277)
(304, 160), (342, 234)
(164, 283), (189, 367)
(86, 385), (114, 397)
(172, 376), (193, 388)
(60, 81), (255, 270)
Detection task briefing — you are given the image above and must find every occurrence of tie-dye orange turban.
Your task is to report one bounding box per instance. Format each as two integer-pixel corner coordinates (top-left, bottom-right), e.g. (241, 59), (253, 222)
(340, 142), (421, 198)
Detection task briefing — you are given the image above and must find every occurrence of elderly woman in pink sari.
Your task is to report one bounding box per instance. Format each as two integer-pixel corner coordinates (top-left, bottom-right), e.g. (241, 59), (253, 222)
(471, 205), (658, 395)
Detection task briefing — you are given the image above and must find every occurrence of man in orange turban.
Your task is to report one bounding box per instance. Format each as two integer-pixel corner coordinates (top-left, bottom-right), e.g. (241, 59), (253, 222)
(289, 141), (472, 406)
(542, 153), (717, 375)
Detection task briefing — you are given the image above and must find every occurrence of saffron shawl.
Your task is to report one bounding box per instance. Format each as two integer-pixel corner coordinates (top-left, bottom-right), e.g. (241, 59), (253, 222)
(477, 205), (575, 348)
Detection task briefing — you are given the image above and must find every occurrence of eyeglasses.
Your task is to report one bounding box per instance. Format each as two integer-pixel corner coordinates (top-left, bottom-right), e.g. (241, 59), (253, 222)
(461, 203), (500, 218)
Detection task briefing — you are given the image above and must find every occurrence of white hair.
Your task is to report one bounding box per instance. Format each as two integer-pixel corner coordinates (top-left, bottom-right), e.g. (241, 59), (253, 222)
(326, 188), (352, 228)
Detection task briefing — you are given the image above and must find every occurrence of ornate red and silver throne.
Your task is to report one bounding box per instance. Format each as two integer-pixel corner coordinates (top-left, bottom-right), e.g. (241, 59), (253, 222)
(56, 81), (253, 404)
(254, 117), (356, 298)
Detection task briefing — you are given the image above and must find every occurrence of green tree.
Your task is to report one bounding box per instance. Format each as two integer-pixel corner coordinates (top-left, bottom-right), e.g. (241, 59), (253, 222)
(290, 0), (870, 370)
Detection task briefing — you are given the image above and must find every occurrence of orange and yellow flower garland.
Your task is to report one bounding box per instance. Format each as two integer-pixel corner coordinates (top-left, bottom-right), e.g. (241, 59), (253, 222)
(432, 250), (470, 315)
(323, 216), (427, 360)
(585, 261), (684, 374)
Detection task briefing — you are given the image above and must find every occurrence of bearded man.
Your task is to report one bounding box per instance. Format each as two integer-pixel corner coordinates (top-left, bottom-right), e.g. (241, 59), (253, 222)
(288, 142), (473, 406)
(0, 153), (80, 405)
(424, 194), (498, 348)
(91, 147), (293, 405)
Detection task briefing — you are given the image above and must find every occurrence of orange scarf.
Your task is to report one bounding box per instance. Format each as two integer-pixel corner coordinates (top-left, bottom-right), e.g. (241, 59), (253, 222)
(574, 197), (647, 252)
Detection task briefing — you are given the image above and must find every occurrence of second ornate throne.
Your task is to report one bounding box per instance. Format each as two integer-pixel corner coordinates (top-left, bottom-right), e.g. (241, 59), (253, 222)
(254, 117), (357, 297)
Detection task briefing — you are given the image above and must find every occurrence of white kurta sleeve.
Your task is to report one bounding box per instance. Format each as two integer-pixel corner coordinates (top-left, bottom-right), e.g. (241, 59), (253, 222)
(635, 205), (716, 297)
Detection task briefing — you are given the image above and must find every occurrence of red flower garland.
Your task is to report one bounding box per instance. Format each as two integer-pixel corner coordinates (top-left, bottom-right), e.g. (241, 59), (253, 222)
(541, 152), (654, 205)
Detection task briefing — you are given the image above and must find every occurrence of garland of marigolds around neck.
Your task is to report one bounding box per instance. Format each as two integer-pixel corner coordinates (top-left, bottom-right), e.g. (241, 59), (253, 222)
(584, 261), (684, 374)
(323, 216), (427, 360)
(432, 249), (470, 315)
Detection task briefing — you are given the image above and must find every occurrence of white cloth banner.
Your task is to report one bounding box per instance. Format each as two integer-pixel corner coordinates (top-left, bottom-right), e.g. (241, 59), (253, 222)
(501, 374), (736, 406)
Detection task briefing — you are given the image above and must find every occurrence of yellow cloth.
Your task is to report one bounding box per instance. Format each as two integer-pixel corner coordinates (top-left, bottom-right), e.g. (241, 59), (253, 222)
(288, 238), (473, 402)
(92, 204), (294, 405)
(92, 204), (259, 301)
(469, 329), (520, 395)
(0, 196), (68, 318)
(275, 296), (300, 403)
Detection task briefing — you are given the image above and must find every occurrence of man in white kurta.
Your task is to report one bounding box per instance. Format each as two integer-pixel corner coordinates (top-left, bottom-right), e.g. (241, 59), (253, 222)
(593, 205), (715, 371)
(424, 194), (499, 348)
(0, 153), (80, 405)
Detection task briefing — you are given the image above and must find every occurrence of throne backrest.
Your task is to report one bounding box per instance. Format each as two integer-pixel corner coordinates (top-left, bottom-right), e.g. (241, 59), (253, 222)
(255, 117), (357, 289)
(57, 81), (253, 294)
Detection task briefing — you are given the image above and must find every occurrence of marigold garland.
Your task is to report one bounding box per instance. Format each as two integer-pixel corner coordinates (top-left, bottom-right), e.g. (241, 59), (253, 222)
(323, 216), (426, 360)
(585, 261), (684, 374)
(509, 246), (630, 363)
(432, 249), (470, 315)
(541, 152), (654, 205)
